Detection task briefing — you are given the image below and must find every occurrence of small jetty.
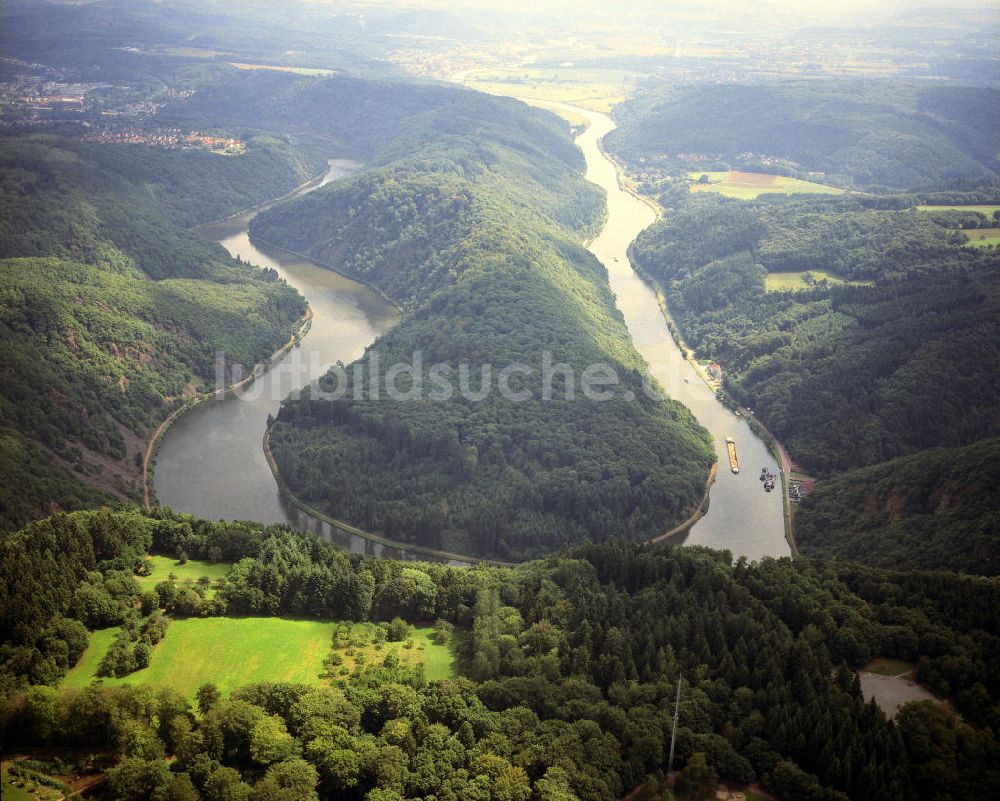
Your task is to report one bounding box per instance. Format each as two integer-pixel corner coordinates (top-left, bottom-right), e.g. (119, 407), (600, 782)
(725, 437), (740, 473)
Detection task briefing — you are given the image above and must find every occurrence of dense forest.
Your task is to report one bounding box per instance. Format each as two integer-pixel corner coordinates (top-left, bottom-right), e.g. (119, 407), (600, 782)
(2, 506), (998, 801)
(607, 81), (1000, 191)
(227, 70), (717, 560)
(630, 193), (1000, 573)
(0, 131), (317, 530)
(794, 438), (1000, 575)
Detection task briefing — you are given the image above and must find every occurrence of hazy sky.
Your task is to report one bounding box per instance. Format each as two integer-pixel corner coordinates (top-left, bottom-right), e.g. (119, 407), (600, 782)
(351, 0), (998, 17)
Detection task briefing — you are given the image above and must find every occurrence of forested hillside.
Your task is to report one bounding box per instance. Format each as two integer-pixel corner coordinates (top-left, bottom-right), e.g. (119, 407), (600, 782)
(0, 132), (317, 530)
(795, 438), (1000, 575)
(158, 69), (588, 172)
(608, 81), (1000, 190)
(2, 507), (998, 801)
(226, 71), (717, 560)
(630, 193), (1000, 573)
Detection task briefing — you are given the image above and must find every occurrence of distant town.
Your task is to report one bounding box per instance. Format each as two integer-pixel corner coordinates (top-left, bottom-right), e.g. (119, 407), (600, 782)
(0, 58), (243, 154)
(81, 127), (245, 154)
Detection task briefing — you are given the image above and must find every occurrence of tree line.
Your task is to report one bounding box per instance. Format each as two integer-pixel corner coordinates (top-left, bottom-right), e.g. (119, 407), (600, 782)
(2, 507), (999, 800)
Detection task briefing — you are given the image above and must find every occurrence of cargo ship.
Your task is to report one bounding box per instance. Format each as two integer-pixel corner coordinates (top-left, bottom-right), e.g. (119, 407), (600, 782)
(725, 437), (740, 474)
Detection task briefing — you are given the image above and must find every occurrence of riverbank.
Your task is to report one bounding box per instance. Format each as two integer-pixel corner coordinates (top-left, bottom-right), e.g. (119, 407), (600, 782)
(635, 263), (802, 556)
(648, 463), (718, 544)
(261, 427), (510, 567)
(263, 420), (723, 565)
(143, 163), (347, 508)
(738, 412), (803, 556)
(592, 99), (802, 557)
(248, 233), (401, 312)
(142, 307), (313, 508)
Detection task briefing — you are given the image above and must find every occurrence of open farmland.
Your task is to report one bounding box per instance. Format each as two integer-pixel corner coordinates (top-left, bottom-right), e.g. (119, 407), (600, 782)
(962, 228), (1000, 248)
(464, 67), (632, 111)
(917, 205), (1000, 216)
(689, 170), (846, 199)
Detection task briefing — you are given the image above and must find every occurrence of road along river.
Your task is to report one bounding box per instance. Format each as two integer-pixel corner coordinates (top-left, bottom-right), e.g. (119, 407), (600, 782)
(155, 110), (789, 562)
(532, 99), (789, 560)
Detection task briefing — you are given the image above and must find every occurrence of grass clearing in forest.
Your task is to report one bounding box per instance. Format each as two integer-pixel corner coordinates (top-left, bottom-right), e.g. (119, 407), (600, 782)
(764, 269), (872, 292)
(63, 618), (333, 697)
(135, 555), (231, 598)
(325, 622), (455, 684)
(62, 626), (121, 688)
(62, 619), (455, 697)
(689, 171), (846, 199)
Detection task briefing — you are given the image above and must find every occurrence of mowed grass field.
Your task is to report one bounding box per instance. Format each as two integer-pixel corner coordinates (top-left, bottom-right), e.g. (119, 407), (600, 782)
(765, 269), (871, 292)
(689, 171), (846, 199)
(63, 619), (455, 697)
(64, 618), (334, 697)
(63, 626), (121, 688)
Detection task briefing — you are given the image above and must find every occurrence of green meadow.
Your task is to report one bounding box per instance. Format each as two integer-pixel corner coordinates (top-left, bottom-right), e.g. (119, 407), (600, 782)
(140, 554), (232, 582)
(325, 623), (455, 685)
(62, 618), (455, 697)
(62, 626), (122, 688)
(135, 555), (232, 598)
(689, 170), (846, 199)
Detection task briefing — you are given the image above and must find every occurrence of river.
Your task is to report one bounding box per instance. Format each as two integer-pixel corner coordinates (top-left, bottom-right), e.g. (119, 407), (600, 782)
(153, 161), (408, 557)
(155, 108), (789, 562)
(561, 101), (789, 560)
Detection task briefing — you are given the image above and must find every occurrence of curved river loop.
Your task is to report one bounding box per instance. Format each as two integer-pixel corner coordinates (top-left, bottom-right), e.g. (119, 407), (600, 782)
(154, 105), (790, 564)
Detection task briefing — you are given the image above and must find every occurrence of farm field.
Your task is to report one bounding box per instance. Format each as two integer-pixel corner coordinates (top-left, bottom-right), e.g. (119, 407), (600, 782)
(765, 269), (871, 291)
(229, 62), (336, 76)
(464, 67), (632, 112)
(962, 227), (1000, 248)
(61, 618), (455, 696)
(917, 204), (1000, 216)
(689, 170), (846, 199)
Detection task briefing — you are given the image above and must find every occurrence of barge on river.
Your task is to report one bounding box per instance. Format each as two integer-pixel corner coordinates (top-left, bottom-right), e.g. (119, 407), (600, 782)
(725, 437), (740, 474)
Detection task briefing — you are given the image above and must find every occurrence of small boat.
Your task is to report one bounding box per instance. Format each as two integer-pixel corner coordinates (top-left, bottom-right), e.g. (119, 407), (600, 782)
(760, 468), (768, 481)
